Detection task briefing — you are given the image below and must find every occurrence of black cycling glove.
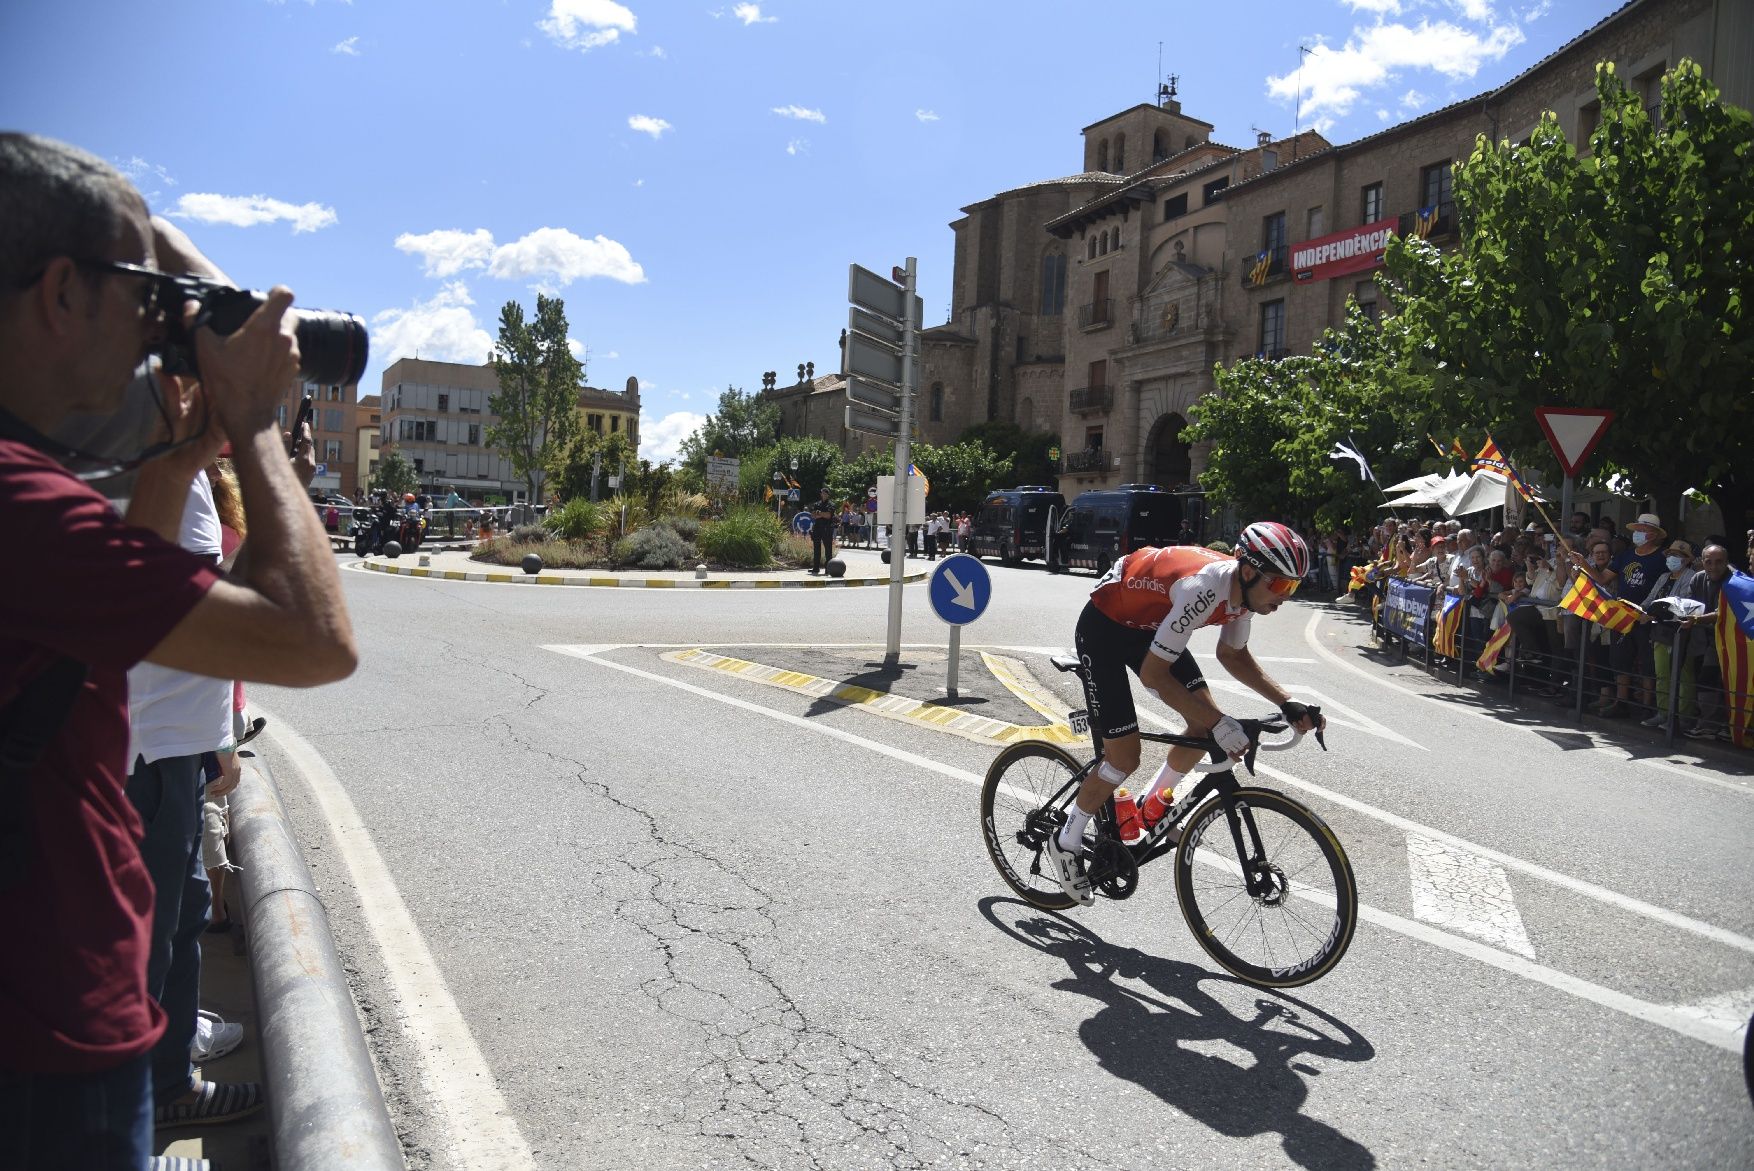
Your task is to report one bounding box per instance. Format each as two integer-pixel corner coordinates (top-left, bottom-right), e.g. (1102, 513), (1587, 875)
(1279, 700), (1311, 727)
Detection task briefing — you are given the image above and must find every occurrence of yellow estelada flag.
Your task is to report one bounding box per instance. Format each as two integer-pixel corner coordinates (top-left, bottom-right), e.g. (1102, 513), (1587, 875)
(1558, 572), (1641, 634)
(1477, 608), (1514, 674)
(1432, 593), (1464, 658)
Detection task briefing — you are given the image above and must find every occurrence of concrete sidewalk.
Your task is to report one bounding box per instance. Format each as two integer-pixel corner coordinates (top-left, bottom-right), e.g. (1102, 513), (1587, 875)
(356, 543), (941, 588)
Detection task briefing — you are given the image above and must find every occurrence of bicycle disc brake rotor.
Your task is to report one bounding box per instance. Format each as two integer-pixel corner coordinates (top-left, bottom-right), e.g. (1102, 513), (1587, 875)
(1091, 838), (1139, 900)
(1250, 861), (1290, 906)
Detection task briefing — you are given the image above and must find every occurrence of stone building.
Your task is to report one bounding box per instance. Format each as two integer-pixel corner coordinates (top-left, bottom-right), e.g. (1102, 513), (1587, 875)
(793, 0), (1749, 501)
(379, 356), (641, 501)
(274, 376), (361, 498)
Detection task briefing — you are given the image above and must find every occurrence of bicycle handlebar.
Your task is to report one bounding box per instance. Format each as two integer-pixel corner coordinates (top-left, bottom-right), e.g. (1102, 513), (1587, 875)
(1187, 707), (1326, 774)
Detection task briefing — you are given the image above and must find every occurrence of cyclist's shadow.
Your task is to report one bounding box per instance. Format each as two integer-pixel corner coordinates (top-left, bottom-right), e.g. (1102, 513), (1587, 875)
(980, 896), (1378, 1170)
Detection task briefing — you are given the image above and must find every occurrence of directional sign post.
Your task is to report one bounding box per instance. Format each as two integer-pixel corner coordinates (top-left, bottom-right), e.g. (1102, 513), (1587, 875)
(927, 553), (992, 698)
(849, 258), (922, 665)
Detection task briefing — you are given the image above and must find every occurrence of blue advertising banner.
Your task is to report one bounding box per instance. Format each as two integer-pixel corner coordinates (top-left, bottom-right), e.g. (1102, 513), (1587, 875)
(1384, 580), (1434, 645)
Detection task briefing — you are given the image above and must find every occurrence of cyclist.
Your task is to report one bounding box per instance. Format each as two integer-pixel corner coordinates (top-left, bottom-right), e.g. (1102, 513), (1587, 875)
(1044, 522), (1327, 904)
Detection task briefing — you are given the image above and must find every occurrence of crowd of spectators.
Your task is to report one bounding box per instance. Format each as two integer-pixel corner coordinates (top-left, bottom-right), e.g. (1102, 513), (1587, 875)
(2, 134), (358, 1169)
(1334, 506), (1747, 741)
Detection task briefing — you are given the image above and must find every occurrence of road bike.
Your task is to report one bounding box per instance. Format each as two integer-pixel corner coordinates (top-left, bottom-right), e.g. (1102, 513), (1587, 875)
(979, 654), (1359, 989)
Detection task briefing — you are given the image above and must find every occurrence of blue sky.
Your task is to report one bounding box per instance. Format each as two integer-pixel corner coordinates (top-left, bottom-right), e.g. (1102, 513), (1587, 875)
(2, 0), (1617, 462)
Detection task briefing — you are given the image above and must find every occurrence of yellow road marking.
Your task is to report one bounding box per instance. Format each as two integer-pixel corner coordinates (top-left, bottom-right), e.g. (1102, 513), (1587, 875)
(663, 648), (1081, 746)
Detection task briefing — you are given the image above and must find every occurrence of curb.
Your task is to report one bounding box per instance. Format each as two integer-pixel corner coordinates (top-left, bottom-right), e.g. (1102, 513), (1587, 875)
(358, 559), (930, 588)
(230, 753), (403, 1171)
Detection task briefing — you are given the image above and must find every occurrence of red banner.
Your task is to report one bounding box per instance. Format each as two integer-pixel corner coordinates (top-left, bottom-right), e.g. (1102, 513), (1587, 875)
(1292, 222), (1397, 283)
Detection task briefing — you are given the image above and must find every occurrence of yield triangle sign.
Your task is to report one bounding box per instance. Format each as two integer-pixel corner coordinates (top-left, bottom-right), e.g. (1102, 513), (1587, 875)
(1534, 407), (1614, 477)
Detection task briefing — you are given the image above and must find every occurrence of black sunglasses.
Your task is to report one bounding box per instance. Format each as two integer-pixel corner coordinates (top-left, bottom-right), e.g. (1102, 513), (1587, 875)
(73, 258), (176, 313)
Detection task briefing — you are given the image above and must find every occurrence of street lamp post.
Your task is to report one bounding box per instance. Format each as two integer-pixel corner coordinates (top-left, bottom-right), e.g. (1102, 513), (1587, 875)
(771, 471), (785, 521)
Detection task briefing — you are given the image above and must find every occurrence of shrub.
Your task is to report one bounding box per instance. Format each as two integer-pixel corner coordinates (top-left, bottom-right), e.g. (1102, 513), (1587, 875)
(510, 523), (548, 544)
(615, 523), (693, 570)
(776, 532), (812, 567)
(698, 505), (782, 568)
(469, 536), (604, 569)
(544, 497), (611, 542)
(660, 514), (702, 542)
(1206, 540), (1234, 554)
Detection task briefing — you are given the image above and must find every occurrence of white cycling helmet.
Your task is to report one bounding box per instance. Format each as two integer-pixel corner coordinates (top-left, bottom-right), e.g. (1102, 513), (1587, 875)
(1235, 522), (1310, 580)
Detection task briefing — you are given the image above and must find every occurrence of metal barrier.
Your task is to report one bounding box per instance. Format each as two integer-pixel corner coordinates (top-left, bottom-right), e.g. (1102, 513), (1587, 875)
(1365, 584), (1743, 751)
(230, 758), (404, 1171)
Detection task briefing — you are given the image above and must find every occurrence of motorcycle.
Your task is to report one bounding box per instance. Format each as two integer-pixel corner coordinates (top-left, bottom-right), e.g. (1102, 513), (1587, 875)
(352, 506), (401, 557)
(397, 511), (427, 551)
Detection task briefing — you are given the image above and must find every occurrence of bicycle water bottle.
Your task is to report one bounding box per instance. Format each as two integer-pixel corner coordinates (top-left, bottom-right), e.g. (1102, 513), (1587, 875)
(1114, 788), (1144, 842)
(1139, 785), (1174, 829)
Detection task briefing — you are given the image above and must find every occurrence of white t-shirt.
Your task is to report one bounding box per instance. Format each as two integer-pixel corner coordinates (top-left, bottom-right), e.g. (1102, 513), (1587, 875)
(128, 472), (232, 765)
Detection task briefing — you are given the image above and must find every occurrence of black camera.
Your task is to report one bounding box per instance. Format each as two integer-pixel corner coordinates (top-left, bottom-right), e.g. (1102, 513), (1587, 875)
(157, 274), (369, 387)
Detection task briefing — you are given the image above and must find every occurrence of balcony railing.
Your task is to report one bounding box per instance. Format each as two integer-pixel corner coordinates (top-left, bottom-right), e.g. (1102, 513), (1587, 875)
(1068, 386), (1113, 414)
(1078, 299), (1113, 329)
(1062, 448), (1109, 474)
(1239, 248), (1287, 287)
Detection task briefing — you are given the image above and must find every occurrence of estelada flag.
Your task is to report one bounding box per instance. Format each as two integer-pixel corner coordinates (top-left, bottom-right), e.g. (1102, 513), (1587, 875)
(1349, 565), (1369, 592)
(1558, 571), (1641, 634)
(1432, 593), (1464, 658)
(1477, 610), (1514, 675)
(1716, 569), (1754, 747)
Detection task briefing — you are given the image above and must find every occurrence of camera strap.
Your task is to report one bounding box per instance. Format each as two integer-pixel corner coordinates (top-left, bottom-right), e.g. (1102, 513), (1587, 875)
(0, 657), (90, 890)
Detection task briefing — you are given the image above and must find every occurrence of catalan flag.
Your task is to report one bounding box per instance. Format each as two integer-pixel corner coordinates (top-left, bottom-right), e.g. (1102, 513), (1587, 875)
(1427, 434), (1449, 459)
(1414, 205), (1438, 238)
(1558, 571), (1642, 634)
(1477, 608), (1514, 675)
(1450, 438), (1467, 458)
(1716, 569), (1754, 747)
(1473, 433), (1537, 502)
(908, 461), (929, 496)
(1248, 250), (1273, 287)
(1349, 564), (1370, 592)
(1432, 593), (1464, 658)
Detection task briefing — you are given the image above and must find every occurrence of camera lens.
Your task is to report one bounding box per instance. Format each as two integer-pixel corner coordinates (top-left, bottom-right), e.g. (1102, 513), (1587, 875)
(290, 309), (370, 387)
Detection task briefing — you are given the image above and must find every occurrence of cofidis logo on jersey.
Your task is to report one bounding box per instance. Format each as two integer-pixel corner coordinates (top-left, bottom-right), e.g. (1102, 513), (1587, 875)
(1168, 588), (1218, 634)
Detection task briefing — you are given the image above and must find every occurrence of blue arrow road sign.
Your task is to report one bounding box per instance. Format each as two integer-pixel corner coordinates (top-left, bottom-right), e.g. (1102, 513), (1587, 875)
(928, 553), (992, 626)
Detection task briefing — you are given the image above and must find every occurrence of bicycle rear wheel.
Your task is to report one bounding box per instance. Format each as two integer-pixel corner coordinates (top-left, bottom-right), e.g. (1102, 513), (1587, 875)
(1173, 787), (1357, 988)
(980, 740), (1084, 910)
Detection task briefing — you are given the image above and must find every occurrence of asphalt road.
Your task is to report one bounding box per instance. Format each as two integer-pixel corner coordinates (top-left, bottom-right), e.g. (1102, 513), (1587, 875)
(250, 548), (1754, 1170)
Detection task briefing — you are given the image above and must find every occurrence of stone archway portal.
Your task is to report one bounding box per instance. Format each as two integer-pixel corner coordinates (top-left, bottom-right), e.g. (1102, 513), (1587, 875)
(1152, 413), (1192, 487)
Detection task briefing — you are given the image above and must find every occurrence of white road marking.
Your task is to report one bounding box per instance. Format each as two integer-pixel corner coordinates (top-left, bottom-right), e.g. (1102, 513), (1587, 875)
(1405, 832), (1536, 958)
(542, 645), (1748, 1055)
(1128, 702), (1754, 957)
(1300, 610), (1754, 799)
(1200, 678), (1426, 750)
(252, 706), (537, 1171)
(1664, 987), (1754, 1036)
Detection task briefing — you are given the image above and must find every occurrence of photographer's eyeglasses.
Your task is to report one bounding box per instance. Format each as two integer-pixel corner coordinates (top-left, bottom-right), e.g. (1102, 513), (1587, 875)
(72, 259), (175, 314)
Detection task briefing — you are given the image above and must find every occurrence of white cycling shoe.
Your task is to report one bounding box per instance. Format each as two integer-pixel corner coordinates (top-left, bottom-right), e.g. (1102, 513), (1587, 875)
(1042, 829), (1095, 906)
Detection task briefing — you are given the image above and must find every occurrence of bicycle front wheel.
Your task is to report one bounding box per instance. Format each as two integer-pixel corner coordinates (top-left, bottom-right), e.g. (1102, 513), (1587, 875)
(980, 740), (1083, 910)
(1174, 787), (1357, 988)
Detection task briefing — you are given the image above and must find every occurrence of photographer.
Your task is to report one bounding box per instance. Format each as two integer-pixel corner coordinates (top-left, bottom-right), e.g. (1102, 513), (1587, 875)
(0, 133), (356, 1169)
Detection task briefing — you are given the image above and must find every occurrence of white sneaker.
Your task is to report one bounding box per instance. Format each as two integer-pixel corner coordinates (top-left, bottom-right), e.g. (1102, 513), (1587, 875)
(1041, 829), (1094, 906)
(192, 1010), (245, 1062)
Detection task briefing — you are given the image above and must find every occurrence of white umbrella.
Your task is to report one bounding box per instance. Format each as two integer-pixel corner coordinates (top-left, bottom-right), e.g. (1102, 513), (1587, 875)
(1382, 472), (1445, 495)
(1384, 470), (1467, 508)
(1441, 471), (1549, 518)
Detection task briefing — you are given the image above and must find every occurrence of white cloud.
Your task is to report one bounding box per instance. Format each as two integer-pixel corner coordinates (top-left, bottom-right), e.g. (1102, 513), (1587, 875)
(372, 283), (495, 366)
(1400, 87), (1428, 111)
(1376, 108), (1391, 120)
(640, 44), (667, 57)
(1266, 18), (1524, 123)
(115, 157), (175, 201)
(394, 228), (495, 278)
(332, 36), (360, 55)
(168, 192), (337, 233)
(1523, 0), (1550, 19)
(632, 178), (644, 187)
(488, 227), (646, 288)
(1451, 0), (1495, 19)
(639, 409), (706, 464)
(628, 114), (672, 138)
(731, 3), (776, 24)
(1343, 0), (1403, 12)
(915, 108), (940, 122)
(771, 104), (825, 123)
(539, 0), (636, 51)
(785, 138), (808, 156)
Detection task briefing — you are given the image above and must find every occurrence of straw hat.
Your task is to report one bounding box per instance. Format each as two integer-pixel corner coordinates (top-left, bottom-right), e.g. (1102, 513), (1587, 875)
(1629, 512), (1666, 540)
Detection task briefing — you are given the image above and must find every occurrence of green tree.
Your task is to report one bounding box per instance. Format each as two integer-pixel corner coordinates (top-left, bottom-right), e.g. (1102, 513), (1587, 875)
(370, 449), (419, 497)
(677, 386), (780, 476)
(1385, 60), (1754, 528)
(552, 427), (636, 502)
(487, 294), (583, 505)
(956, 421), (1062, 488)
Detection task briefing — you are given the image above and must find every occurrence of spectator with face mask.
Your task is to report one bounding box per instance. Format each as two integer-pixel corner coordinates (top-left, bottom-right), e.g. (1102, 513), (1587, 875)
(1637, 539), (1698, 728)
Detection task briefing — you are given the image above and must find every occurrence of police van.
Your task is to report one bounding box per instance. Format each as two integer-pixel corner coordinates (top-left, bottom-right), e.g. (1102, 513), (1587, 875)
(1053, 484), (1185, 574)
(968, 486), (1067, 566)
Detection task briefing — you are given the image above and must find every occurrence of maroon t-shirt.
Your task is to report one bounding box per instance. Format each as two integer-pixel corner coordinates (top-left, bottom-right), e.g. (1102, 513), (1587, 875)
(0, 439), (220, 1074)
